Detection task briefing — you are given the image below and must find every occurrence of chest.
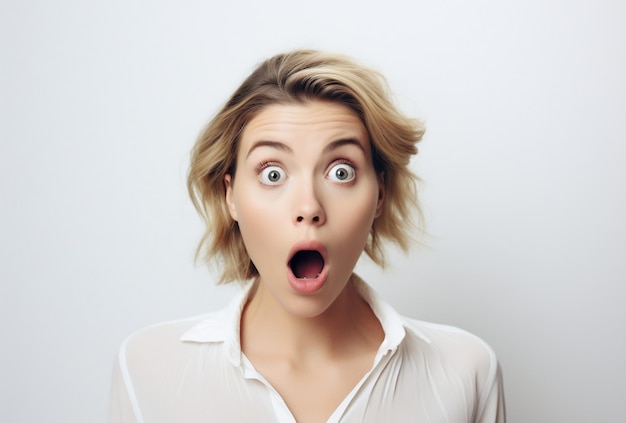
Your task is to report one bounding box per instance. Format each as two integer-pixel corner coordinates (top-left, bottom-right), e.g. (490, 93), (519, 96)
(250, 354), (376, 423)
(143, 341), (479, 423)
(143, 351), (477, 423)
(236, 349), (476, 423)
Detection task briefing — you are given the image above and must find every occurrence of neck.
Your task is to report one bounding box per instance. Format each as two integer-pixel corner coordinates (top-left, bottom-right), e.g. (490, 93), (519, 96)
(240, 275), (383, 363)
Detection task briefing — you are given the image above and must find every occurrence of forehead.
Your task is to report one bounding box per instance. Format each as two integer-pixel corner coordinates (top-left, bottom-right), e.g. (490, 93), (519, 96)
(240, 101), (369, 148)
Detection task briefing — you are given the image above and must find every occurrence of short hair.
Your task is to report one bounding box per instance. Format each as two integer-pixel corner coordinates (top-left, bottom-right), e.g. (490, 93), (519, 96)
(188, 50), (425, 284)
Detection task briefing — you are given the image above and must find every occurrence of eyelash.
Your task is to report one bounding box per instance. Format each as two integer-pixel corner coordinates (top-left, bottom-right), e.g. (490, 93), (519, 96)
(254, 160), (280, 174)
(331, 158), (356, 170)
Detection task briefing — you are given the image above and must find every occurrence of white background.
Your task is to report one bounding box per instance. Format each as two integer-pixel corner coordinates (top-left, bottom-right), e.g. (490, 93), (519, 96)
(1, 0), (624, 422)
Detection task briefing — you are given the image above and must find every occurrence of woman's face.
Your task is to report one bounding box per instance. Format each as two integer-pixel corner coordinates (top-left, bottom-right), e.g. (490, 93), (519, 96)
(225, 100), (383, 318)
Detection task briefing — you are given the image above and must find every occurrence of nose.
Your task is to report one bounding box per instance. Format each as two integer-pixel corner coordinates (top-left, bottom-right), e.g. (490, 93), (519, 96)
(293, 179), (326, 226)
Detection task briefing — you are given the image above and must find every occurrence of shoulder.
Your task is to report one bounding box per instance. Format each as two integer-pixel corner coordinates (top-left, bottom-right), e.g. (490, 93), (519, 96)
(118, 308), (234, 377)
(387, 317), (506, 422)
(119, 284), (247, 356)
(121, 312), (215, 353)
(401, 317), (500, 387)
(114, 309), (234, 400)
(117, 286), (249, 378)
(110, 303), (251, 422)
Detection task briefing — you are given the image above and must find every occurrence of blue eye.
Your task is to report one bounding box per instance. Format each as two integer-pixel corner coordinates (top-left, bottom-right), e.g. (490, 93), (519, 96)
(327, 163), (356, 183)
(259, 165), (286, 185)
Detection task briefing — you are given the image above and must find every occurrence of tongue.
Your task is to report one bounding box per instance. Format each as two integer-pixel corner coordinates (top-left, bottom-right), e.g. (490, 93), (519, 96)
(291, 250), (324, 279)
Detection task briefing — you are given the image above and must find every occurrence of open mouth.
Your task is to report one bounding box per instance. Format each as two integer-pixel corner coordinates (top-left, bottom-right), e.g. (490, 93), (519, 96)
(289, 250), (325, 279)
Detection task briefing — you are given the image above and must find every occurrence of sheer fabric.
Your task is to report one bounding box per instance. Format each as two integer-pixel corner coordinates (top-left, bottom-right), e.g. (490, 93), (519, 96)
(109, 279), (505, 422)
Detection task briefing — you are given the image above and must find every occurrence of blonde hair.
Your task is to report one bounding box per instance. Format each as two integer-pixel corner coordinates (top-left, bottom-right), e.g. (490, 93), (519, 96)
(188, 50), (425, 284)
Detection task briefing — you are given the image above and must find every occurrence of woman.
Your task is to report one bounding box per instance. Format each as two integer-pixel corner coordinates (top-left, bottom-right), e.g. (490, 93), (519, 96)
(109, 50), (505, 422)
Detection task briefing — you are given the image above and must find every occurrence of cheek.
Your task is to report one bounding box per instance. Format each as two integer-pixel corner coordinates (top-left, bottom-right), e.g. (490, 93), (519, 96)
(237, 202), (267, 235)
(234, 194), (285, 252)
(332, 190), (379, 247)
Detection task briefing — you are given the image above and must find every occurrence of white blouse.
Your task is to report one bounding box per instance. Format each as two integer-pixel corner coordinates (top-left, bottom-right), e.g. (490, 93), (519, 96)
(109, 279), (505, 422)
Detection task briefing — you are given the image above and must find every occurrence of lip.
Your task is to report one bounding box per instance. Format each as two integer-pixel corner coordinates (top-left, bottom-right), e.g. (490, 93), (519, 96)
(287, 240), (329, 294)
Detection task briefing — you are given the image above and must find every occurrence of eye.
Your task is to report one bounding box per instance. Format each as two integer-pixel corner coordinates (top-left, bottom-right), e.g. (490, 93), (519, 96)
(259, 165), (286, 185)
(327, 162), (356, 183)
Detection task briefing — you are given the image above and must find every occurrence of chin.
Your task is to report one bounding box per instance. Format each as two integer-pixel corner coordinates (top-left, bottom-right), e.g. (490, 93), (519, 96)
(284, 277), (353, 319)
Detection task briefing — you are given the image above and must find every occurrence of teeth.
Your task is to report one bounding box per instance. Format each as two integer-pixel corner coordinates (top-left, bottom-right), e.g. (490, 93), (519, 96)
(299, 273), (321, 280)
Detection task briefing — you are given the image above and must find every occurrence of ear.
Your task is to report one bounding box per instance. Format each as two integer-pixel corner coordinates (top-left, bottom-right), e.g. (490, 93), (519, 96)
(374, 173), (385, 218)
(224, 174), (238, 221)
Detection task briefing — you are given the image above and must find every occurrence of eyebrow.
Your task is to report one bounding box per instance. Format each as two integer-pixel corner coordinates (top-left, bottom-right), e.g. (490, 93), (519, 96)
(245, 140), (292, 158)
(323, 138), (366, 154)
(245, 138), (366, 159)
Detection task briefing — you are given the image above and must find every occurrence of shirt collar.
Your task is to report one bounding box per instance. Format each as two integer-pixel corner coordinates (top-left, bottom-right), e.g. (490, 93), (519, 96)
(180, 275), (426, 367)
(180, 285), (248, 366)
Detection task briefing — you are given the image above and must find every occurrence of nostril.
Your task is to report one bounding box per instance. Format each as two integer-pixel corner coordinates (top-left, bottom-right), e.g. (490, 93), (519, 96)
(296, 215), (320, 223)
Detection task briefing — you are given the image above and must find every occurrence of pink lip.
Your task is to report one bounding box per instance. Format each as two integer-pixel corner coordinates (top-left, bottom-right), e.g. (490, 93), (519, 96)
(287, 240), (329, 294)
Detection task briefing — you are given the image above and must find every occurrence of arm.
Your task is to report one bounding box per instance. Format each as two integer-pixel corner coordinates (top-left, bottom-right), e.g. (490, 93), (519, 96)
(108, 354), (140, 423)
(474, 361), (506, 423)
